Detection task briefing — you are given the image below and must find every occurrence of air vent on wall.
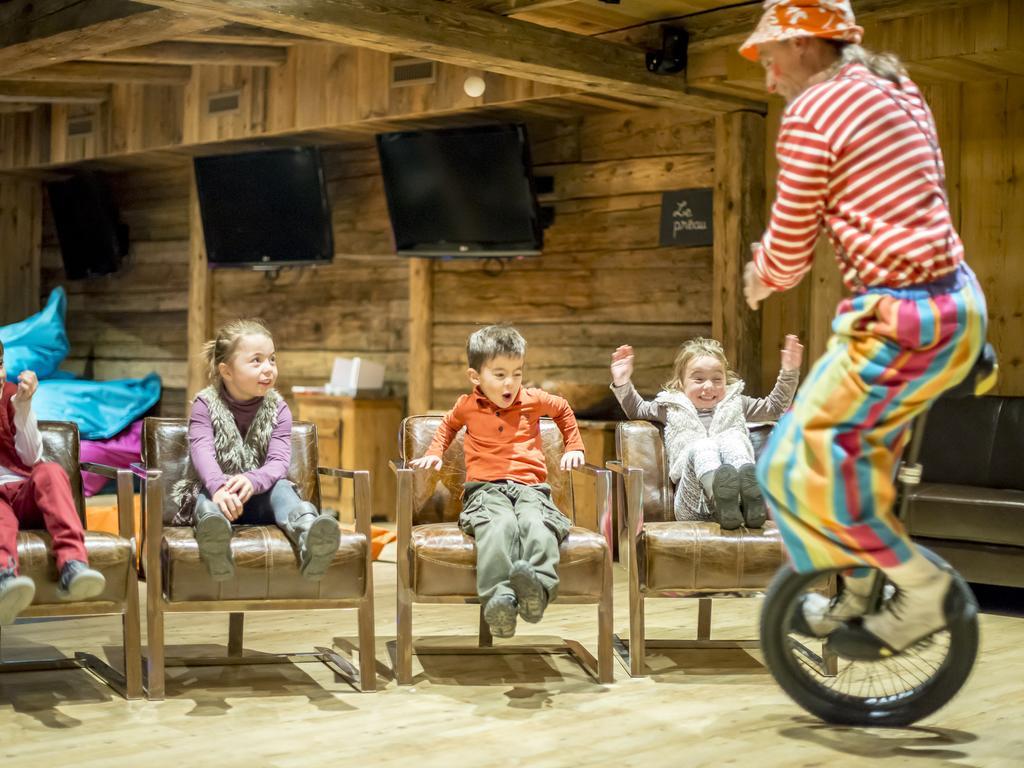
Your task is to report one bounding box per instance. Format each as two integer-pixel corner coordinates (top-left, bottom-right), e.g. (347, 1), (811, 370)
(206, 90), (241, 115)
(390, 57), (436, 88)
(67, 116), (94, 138)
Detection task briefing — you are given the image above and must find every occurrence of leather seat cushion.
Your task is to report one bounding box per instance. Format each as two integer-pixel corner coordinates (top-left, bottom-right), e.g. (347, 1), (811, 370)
(640, 520), (786, 592)
(17, 530), (131, 605)
(905, 483), (1024, 548)
(411, 523), (607, 598)
(160, 524), (367, 601)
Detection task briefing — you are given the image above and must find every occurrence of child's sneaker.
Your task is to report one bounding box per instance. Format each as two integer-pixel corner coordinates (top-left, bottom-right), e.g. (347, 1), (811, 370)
(56, 560), (106, 601)
(483, 593), (518, 638)
(0, 571), (35, 625)
(510, 560), (548, 623)
(738, 463), (767, 528)
(712, 465), (743, 530)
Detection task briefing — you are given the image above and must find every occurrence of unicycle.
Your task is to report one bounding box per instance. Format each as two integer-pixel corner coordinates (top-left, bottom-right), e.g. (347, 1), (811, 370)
(759, 343), (998, 727)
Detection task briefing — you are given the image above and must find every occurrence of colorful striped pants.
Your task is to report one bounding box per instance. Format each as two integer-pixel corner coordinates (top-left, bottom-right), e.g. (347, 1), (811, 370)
(756, 264), (987, 573)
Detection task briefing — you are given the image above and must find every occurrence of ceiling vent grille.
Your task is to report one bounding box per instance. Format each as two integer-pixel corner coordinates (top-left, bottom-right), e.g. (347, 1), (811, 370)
(67, 116), (94, 137)
(390, 57), (436, 88)
(207, 90), (241, 115)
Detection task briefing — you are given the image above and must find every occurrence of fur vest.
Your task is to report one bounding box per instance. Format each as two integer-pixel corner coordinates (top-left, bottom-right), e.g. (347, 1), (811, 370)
(171, 385), (282, 525)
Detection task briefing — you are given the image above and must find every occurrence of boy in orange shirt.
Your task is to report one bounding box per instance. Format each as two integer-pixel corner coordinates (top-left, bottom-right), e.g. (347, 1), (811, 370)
(411, 325), (584, 638)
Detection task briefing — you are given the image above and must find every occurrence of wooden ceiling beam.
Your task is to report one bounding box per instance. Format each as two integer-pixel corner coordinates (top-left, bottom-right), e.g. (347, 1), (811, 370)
(174, 22), (312, 46)
(601, 0), (986, 53)
(0, 0), (218, 76)
(2, 62), (192, 85)
(0, 103), (40, 114)
(0, 82), (110, 104)
(140, 0), (763, 114)
(88, 41), (288, 67)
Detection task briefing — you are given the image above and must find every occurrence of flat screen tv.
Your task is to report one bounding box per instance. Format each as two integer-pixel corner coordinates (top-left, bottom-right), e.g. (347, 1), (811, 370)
(46, 172), (128, 280)
(193, 147), (333, 269)
(376, 123), (543, 258)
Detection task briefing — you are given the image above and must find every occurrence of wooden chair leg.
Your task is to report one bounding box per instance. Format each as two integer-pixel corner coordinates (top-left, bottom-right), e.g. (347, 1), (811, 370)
(629, 592), (646, 677)
(396, 584), (413, 685)
(357, 595), (377, 691)
(228, 612), (244, 657)
(697, 597), (712, 641)
(146, 601), (165, 700)
(478, 604), (493, 648)
(598, 550), (614, 683)
(122, 572), (143, 699)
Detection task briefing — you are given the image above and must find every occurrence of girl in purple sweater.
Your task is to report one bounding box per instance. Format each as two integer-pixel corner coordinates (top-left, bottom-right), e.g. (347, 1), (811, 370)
(171, 319), (339, 581)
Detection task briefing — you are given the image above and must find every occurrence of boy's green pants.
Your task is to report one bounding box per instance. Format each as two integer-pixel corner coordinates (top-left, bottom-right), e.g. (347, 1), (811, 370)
(460, 480), (571, 604)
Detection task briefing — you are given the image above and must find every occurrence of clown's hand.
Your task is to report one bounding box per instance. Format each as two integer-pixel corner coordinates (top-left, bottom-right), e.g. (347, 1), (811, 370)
(743, 261), (773, 310)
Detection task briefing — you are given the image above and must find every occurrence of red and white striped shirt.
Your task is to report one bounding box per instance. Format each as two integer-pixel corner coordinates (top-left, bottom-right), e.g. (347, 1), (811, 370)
(754, 62), (963, 292)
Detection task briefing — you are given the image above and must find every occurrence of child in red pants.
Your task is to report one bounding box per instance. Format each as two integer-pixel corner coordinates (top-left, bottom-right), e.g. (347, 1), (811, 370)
(0, 341), (105, 625)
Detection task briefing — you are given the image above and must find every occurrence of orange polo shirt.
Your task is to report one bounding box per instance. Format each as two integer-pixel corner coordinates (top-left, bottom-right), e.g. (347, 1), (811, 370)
(425, 386), (585, 485)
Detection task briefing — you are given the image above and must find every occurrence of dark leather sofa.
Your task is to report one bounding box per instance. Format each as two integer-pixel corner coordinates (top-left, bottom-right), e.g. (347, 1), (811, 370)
(904, 395), (1024, 588)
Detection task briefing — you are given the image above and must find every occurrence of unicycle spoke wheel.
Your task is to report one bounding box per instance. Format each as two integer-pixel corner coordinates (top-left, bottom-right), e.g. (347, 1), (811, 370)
(760, 546), (978, 727)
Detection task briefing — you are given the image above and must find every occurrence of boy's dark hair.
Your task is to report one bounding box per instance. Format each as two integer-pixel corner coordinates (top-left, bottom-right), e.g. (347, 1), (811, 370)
(466, 325), (526, 371)
(0, 339), (4, 357)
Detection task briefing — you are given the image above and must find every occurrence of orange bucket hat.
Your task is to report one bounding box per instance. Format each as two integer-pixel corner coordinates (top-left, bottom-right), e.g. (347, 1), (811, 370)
(739, 0), (864, 62)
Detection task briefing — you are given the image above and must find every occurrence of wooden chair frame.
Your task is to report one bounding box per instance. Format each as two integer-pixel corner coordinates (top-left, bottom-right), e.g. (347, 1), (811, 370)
(137, 461), (376, 700)
(389, 458), (614, 686)
(0, 455), (142, 699)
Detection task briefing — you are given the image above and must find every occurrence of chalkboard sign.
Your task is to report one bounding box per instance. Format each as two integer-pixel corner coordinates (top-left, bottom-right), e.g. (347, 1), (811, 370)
(659, 188), (713, 247)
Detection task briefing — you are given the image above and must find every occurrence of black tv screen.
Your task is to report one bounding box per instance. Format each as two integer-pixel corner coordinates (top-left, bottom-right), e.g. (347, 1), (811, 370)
(47, 172), (128, 280)
(376, 124), (542, 257)
(194, 147), (333, 268)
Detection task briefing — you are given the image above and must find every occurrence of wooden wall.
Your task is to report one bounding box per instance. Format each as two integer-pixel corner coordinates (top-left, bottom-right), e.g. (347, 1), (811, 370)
(33, 105), (718, 418)
(9, 43), (566, 168)
(39, 165), (190, 415)
(0, 176), (42, 327)
(211, 144), (409, 403)
(431, 109), (716, 409)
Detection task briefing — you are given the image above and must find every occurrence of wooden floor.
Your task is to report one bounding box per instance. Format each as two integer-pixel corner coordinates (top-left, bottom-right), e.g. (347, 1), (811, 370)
(2, 540), (1022, 767)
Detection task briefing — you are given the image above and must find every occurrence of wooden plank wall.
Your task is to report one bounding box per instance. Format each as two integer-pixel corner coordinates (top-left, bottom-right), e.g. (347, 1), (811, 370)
(39, 165), (190, 416)
(211, 144), (409, 403)
(0, 176), (42, 326)
(431, 109), (716, 410)
(31, 106), (720, 418)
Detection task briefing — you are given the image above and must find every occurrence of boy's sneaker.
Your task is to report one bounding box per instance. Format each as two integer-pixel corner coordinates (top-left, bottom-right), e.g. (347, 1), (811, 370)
(57, 560), (106, 602)
(712, 465), (743, 530)
(510, 560), (548, 623)
(483, 593), (518, 638)
(0, 571), (35, 625)
(194, 509), (234, 581)
(738, 464), (767, 528)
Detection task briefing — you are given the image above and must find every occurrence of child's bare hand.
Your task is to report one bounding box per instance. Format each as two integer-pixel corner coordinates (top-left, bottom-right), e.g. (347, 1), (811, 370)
(610, 345), (634, 387)
(560, 450), (585, 471)
(223, 474), (254, 503)
(781, 334), (804, 371)
(409, 455), (443, 471)
(14, 370), (38, 404)
(213, 486), (244, 520)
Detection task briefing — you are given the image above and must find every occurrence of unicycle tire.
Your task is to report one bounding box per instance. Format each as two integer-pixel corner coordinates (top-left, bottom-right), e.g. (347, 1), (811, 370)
(760, 546), (979, 726)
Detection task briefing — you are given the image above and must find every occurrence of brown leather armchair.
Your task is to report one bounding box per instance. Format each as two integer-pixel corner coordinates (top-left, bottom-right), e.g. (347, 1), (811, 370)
(0, 421), (141, 699)
(139, 417), (375, 699)
(609, 421), (786, 676)
(391, 415), (614, 685)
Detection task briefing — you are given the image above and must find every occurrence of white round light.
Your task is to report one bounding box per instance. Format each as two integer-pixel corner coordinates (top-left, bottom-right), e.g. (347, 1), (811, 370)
(463, 75), (486, 98)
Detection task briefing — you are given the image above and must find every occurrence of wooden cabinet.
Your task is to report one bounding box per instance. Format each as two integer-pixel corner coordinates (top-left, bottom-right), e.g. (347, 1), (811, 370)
(293, 393), (404, 522)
